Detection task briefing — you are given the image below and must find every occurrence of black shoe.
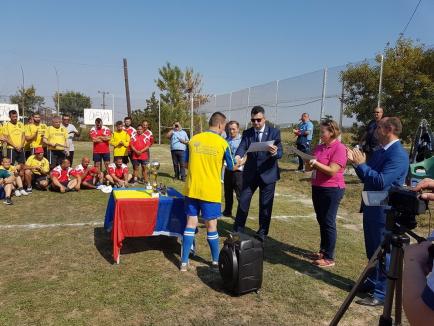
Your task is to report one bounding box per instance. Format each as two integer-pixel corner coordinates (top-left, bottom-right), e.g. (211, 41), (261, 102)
(233, 225), (245, 233)
(355, 295), (383, 307)
(3, 197), (13, 205)
(255, 231), (267, 242)
(222, 211), (232, 217)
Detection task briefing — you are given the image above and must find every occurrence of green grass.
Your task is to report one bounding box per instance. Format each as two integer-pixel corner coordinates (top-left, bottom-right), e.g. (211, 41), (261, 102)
(1, 141), (423, 325)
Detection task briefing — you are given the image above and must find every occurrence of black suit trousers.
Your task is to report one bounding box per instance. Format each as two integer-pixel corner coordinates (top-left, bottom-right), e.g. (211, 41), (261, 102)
(234, 176), (276, 235)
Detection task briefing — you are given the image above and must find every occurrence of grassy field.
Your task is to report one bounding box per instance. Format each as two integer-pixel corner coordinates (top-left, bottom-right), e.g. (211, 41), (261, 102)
(0, 141), (426, 325)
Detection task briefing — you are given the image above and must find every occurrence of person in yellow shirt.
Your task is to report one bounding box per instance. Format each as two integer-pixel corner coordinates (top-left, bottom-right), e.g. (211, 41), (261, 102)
(23, 147), (50, 191)
(23, 116), (33, 159)
(43, 116), (69, 168)
(2, 110), (25, 165)
(110, 121), (130, 164)
(0, 123), (4, 161)
(25, 112), (48, 157)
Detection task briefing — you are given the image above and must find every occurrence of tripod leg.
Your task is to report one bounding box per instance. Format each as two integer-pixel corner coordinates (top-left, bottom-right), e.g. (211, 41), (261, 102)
(330, 246), (381, 326)
(394, 247), (404, 326)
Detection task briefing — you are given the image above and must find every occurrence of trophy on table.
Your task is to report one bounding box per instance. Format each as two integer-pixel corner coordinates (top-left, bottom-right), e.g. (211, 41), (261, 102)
(149, 161), (160, 192)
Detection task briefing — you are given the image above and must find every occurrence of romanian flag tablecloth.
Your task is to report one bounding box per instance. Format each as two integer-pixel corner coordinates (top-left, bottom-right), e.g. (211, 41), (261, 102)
(104, 187), (186, 263)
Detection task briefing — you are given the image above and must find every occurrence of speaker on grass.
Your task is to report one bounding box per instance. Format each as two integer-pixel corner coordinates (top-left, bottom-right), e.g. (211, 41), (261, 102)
(218, 232), (263, 295)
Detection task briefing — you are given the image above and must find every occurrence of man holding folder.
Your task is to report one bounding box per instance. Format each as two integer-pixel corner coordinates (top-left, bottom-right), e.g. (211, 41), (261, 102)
(233, 106), (283, 241)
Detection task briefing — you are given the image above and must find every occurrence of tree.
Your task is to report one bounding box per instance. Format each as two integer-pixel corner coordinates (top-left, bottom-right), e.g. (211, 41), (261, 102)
(341, 38), (434, 141)
(10, 86), (45, 117)
(52, 91), (91, 121)
(131, 92), (160, 137)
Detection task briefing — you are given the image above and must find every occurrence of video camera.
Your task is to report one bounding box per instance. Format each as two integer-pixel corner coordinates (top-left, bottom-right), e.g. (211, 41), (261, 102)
(363, 186), (428, 230)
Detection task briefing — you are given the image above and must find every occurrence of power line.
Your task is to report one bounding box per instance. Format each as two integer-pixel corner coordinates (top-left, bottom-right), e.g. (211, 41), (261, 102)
(400, 0), (423, 37)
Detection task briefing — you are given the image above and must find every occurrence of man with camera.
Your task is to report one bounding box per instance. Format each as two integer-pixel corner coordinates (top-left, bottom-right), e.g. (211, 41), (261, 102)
(167, 122), (189, 181)
(347, 117), (409, 306)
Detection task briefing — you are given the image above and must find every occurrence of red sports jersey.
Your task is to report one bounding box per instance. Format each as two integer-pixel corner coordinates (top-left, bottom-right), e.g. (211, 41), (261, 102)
(108, 163), (128, 178)
(124, 126), (136, 137)
(72, 164), (98, 182)
(143, 129), (154, 145)
(51, 165), (72, 183)
(130, 133), (151, 160)
(89, 126), (111, 154)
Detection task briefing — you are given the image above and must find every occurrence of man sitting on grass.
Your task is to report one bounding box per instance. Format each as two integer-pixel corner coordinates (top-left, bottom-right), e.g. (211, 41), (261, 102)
(0, 164), (16, 205)
(0, 157), (28, 197)
(50, 159), (79, 193)
(72, 156), (103, 189)
(106, 157), (132, 188)
(23, 147), (50, 191)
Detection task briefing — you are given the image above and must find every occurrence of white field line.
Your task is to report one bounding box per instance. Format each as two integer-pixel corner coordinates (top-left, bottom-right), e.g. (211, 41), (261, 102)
(0, 221), (103, 230)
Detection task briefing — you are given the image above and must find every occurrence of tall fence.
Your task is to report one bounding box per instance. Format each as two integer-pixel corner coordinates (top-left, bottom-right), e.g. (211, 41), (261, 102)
(197, 58), (378, 128)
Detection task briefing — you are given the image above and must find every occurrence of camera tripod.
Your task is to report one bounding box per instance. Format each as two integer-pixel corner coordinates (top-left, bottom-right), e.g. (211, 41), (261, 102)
(330, 216), (426, 326)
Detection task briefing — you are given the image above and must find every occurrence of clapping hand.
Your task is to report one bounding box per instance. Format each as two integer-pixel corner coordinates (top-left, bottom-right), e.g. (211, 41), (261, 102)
(347, 147), (366, 165)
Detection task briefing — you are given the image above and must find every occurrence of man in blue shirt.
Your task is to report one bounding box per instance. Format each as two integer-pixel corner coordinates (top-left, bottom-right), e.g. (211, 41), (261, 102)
(222, 120), (243, 217)
(167, 122), (189, 181)
(294, 113), (314, 171)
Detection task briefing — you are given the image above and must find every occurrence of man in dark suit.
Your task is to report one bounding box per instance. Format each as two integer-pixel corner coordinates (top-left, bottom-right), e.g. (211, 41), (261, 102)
(233, 106), (283, 240)
(348, 117), (409, 307)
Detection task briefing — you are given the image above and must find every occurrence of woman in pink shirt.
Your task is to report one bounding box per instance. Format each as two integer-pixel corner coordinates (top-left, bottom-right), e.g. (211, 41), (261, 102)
(305, 119), (347, 268)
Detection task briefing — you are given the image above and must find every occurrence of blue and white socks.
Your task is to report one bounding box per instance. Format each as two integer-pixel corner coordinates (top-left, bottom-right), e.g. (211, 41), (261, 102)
(181, 227), (196, 264)
(207, 231), (219, 263)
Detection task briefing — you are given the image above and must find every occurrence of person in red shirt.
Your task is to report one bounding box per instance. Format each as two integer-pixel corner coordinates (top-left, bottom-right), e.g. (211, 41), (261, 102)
(123, 116), (136, 163)
(50, 159), (79, 193)
(142, 120), (154, 159)
(105, 157), (132, 188)
(71, 156), (103, 189)
(130, 125), (151, 184)
(89, 118), (112, 172)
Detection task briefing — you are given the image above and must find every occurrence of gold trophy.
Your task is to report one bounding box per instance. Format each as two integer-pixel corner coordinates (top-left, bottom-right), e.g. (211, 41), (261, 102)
(149, 161), (161, 193)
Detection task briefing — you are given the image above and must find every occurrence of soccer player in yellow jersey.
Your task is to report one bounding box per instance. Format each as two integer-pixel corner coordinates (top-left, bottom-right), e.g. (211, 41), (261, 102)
(25, 112), (47, 156)
(43, 116), (69, 168)
(23, 147), (50, 191)
(180, 112), (242, 272)
(110, 121), (130, 164)
(2, 110), (26, 165)
(0, 122), (4, 161)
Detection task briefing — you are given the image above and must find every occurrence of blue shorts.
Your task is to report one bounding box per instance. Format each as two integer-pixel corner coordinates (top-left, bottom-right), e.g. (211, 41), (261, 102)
(185, 197), (221, 220)
(93, 153), (110, 163)
(133, 159), (148, 167)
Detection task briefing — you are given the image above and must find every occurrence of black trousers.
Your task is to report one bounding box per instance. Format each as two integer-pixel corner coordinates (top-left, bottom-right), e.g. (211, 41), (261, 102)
(171, 150), (186, 180)
(223, 169), (243, 214)
(297, 143), (310, 171)
(234, 176), (276, 235)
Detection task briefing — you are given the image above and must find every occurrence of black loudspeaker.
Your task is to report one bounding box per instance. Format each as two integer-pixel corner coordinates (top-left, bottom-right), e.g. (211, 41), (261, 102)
(218, 233), (263, 295)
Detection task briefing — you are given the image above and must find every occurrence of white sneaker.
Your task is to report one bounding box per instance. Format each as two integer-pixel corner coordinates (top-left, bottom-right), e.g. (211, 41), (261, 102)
(20, 189), (29, 196)
(15, 190), (22, 197)
(180, 263), (188, 272)
(96, 184), (104, 190)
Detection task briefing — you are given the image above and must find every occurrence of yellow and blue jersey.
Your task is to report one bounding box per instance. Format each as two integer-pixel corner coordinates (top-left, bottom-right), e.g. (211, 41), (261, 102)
(183, 131), (234, 203)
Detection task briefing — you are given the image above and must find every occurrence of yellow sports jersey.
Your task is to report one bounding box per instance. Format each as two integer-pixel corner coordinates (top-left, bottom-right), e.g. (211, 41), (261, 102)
(25, 155), (50, 175)
(183, 131), (234, 203)
(110, 130), (130, 157)
(2, 121), (25, 149)
(0, 165), (17, 174)
(26, 123), (48, 148)
(44, 126), (68, 150)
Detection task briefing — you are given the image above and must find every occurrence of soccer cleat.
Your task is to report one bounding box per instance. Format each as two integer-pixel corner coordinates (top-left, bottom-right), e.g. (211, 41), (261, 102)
(20, 189), (29, 196)
(15, 190), (22, 197)
(211, 261), (219, 271)
(180, 263), (188, 272)
(3, 197), (13, 205)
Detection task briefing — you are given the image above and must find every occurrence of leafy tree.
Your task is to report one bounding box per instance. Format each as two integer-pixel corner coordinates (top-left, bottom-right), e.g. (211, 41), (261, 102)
(341, 38), (434, 141)
(10, 86), (45, 116)
(52, 91), (91, 121)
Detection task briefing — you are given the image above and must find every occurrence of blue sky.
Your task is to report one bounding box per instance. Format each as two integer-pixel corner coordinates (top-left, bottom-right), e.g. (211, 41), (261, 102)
(1, 0), (433, 113)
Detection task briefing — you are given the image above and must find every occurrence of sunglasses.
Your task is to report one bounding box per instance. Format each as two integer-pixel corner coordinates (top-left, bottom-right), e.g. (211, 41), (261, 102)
(250, 118), (263, 123)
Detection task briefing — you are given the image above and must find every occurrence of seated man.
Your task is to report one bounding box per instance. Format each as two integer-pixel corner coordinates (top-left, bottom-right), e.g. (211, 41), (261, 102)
(105, 157), (132, 188)
(50, 159), (79, 193)
(23, 147), (50, 191)
(0, 158), (28, 197)
(72, 156), (103, 189)
(0, 167), (15, 205)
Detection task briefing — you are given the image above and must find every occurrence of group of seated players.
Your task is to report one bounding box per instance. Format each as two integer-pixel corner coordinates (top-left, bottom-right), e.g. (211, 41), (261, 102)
(0, 110), (154, 205)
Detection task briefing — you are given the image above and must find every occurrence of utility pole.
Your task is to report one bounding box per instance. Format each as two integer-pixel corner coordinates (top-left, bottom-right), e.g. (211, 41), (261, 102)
(123, 58), (132, 116)
(20, 65), (25, 120)
(98, 91), (108, 110)
(54, 66), (60, 115)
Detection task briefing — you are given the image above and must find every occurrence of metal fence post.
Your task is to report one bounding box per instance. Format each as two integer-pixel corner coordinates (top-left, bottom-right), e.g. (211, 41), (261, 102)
(274, 80), (279, 127)
(320, 67), (327, 121)
(377, 54), (384, 107)
(245, 87), (251, 129)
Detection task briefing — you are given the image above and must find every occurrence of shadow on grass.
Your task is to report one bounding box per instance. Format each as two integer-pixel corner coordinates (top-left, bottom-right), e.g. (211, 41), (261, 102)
(93, 227), (181, 267)
(196, 220), (355, 294)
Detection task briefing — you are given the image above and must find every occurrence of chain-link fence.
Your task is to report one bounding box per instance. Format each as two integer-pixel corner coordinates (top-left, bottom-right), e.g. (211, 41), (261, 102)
(197, 58), (378, 128)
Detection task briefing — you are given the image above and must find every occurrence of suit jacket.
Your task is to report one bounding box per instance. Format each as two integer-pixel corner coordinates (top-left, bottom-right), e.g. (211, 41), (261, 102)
(355, 140), (409, 215)
(235, 125), (283, 185)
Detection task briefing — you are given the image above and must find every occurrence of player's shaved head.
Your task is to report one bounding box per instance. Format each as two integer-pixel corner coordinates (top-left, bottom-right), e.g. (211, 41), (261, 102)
(209, 111), (227, 127)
